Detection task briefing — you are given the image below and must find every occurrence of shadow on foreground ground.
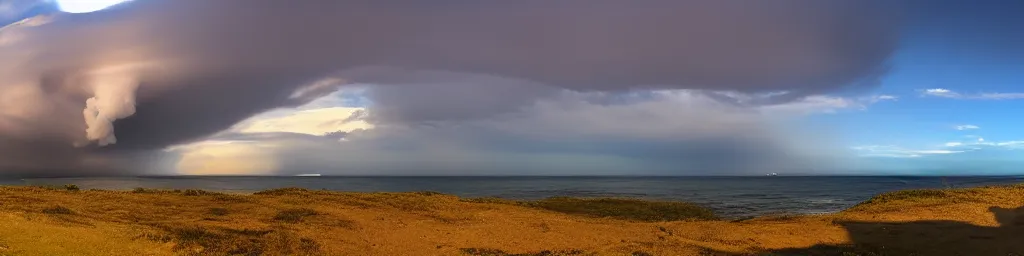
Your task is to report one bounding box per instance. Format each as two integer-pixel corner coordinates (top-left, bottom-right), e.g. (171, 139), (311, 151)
(707, 206), (1024, 256)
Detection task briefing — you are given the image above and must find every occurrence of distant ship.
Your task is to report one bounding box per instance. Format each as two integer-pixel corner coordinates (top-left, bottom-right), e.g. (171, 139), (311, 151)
(295, 174), (321, 177)
(766, 173), (778, 177)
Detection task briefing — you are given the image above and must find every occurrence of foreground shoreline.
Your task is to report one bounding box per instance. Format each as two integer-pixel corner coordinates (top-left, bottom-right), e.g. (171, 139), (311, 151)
(1, 184), (1022, 255)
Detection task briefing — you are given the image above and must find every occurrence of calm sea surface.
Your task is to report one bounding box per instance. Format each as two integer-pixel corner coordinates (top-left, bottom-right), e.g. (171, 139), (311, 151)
(2, 176), (1021, 218)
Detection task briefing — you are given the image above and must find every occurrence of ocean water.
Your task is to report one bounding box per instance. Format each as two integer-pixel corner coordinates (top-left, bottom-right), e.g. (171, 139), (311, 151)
(2, 176), (1021, 218)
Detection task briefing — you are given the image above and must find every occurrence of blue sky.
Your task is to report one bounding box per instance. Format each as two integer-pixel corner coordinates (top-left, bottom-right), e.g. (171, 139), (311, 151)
(816, 2), (1024, 174)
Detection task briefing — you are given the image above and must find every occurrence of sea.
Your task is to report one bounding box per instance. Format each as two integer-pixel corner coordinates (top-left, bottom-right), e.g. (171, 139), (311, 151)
(2, 176), (1021, 218)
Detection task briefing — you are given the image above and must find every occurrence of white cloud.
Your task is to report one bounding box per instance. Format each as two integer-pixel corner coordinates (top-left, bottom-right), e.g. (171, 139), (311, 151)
(851, 145), (967, 158)
(756, 94), (894, 115)
(922, 88), (1024, 100)
(914, 150), (963, 154)
(977, 93), (1024, 100)
(233, 107), (370, 136)
(922, 88), (958, 98)
(757, 95), (855, 115)
(943, 138), (1024, 150)
(868, 94), (898, 103)
(980, 140), (1024, 149)
(955, 124), (980, 130)
(288, 77), (346, 100)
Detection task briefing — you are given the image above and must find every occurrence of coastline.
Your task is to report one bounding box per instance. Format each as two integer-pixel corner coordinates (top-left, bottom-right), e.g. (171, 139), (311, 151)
(8, 175), (1021, 219)
(0, 184), (1022, 255)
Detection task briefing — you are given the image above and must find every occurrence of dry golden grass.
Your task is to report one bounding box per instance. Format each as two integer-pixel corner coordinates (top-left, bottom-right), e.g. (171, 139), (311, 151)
(0, 184), (1021, 256)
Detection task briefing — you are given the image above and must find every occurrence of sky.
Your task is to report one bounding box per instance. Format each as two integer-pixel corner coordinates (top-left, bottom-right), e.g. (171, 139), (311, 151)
(0, 0), (1022, 176)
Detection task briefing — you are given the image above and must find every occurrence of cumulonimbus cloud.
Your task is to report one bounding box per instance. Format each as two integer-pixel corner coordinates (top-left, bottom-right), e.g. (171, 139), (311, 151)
(0, 0), (903, 175)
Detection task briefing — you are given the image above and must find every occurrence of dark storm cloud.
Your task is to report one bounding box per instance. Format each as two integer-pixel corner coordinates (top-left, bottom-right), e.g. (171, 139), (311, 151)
(1, 0), (902, 174)
(349, 69), (559, 125)
(105, 71), (333, 151)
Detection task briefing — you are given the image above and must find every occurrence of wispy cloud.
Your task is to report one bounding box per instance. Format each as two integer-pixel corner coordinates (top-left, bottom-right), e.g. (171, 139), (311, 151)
(851, 145), (965, 158)
(944, 138), (1024, 150)
(977, 93), (1024, 100)
(921, 88), (1024, 100)
(755, 94), (896, 115)
(954, 124), (980, 130)
(977, 140), (1024, 149)
(854, 136), (1024, 159)
(866, 94), (898, 103)
(921, 88), (958, 98)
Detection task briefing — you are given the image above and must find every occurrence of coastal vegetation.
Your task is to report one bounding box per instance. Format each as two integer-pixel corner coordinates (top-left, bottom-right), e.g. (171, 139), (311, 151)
(0, 184), (1021, 255)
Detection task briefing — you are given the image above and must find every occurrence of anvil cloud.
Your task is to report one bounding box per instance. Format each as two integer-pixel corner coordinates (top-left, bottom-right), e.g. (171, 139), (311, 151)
(0, 0), (903, 175)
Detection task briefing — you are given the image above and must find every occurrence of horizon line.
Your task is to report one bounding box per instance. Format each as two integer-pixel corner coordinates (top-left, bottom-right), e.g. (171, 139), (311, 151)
(5, 174), (1023, 179)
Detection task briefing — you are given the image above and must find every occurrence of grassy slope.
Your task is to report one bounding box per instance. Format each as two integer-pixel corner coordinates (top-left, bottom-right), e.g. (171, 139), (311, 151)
(0, 184), (1021, 256)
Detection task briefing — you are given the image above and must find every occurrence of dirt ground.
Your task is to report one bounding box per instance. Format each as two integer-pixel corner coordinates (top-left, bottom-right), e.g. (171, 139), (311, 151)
(0, 185), (1021, 256)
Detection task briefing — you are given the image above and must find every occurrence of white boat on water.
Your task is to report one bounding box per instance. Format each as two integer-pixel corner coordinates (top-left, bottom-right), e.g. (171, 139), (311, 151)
(295, 174), (321, 177)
